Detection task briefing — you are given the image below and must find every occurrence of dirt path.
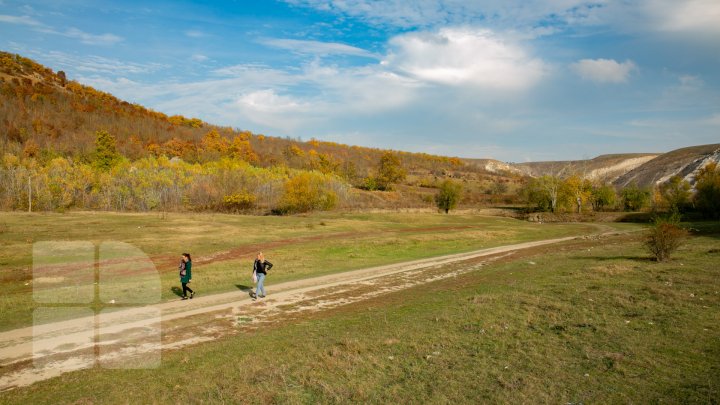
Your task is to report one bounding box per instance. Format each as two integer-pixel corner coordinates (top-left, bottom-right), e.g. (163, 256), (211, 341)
(0, 230), (623, 391)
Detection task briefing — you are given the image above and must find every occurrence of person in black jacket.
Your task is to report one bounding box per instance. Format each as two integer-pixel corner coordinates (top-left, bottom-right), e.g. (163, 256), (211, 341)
(253, 252), (273, 300)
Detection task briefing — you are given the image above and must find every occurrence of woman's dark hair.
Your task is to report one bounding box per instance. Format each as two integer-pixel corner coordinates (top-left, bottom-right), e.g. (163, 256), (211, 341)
(182, 253), (192, 261)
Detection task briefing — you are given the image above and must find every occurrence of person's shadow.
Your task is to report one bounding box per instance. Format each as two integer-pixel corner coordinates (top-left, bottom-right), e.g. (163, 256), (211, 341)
(235, 284), (255, 298)
(170, 286), (183, 297)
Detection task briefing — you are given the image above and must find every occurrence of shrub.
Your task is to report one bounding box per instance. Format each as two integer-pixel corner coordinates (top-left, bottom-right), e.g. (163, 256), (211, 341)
(621, 183), (650, 211)
(277, 172), (338, 214)
(223, 191), (256, 212)
(644, 216), (688, 262)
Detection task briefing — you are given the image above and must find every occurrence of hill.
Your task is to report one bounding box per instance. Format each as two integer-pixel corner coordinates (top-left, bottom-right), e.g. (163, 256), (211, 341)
(1, 50), (717, 214)
(511, 154), (659, 183)
(0, 51), (524, 212)
(613, 144), (720, 188)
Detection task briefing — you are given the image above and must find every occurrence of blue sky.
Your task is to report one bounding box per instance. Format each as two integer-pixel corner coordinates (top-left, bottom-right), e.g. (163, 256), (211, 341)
(1, 0), (719, 161)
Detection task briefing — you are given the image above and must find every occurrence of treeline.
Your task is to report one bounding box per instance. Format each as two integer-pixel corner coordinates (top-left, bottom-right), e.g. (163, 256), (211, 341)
(1, 150), (345, 214)
(522, 167), (720, 218)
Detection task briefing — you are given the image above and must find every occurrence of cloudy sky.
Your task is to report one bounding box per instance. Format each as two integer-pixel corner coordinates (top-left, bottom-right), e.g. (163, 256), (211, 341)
(1, 0), (719, 161)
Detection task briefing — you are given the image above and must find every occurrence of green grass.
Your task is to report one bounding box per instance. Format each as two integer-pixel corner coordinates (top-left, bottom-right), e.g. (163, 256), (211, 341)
(0, 211), (600, 331)
(3, 221), (718, 404)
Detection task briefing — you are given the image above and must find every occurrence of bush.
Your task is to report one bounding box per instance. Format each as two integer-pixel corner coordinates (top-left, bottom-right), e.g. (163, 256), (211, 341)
(277, 172), (338, 214)
(621, 183), (650, 211)
(222, 191), (256, 212)
(644, 216), (688, 262)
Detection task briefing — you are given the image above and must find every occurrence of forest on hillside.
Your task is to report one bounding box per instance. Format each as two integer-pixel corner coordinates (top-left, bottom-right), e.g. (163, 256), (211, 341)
(1, 51), (718, 217)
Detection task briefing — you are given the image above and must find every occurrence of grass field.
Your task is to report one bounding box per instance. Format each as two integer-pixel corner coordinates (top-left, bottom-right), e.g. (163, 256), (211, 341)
(1, 217), (717, 403)
(0, 211), (605, 331)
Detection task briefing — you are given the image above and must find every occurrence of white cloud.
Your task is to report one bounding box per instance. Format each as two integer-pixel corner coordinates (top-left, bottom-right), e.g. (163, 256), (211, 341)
(642, 0), (720, 35)
(191, 54), (208, 62)
(571, 58), (636, 83)
(284, 0), (600, 32)
(384, 27), (546, 90)
(236, 89), (309, 113)
(0, 14), (43, 26)
(260, 38), (378, 58)
(1, 15), (121, 45)
(62, 27), (123, 45)
(286, 0), (720, 41)
(37, 51), (165, 76)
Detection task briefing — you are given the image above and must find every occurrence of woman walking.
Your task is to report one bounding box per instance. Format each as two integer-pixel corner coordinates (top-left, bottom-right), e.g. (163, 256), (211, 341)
(253, 252), (273, 300)
(179, 253), (194, 300)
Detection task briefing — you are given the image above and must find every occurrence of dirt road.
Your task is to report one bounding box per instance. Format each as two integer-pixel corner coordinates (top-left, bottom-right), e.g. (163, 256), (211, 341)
(0, 232), (616, 391)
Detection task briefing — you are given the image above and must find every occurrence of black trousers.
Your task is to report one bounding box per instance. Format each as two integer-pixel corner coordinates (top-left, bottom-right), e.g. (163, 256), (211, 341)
(182, 282), (193, 296)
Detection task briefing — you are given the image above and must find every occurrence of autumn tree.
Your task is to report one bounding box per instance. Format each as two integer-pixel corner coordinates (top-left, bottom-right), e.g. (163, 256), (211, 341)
(92, 130), (121, 171)
(620, 183), (651, 211)
(367, 152), (406, 191)
(562, 175), (592, 213)
(524, 175), (562, 212)
(199, 129), (230, 160)
(230, 135), (258, 164)
(435, 180), (463, 213)
(694, 162), (720, 218)
(658, 175), (692, 213)
(278, 172), (338, 214)
(590, 183), (616, 211)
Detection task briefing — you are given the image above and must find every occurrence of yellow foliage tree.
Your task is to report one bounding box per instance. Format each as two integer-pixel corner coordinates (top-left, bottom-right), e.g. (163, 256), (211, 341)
(278, 172), (337, 214)
(230, 136), (259, 164)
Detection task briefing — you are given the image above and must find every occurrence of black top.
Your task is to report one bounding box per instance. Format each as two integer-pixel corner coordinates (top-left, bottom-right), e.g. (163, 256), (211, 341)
(254, 259), (273, 275)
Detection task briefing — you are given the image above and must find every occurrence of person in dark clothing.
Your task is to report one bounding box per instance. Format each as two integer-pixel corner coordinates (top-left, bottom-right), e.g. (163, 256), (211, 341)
(252, 252), (273, 300)
(179, 253), (194, 300)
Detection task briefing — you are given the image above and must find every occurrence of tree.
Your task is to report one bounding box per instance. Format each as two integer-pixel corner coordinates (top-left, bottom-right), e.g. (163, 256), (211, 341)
(199, 129), (230, 160)
(590, 183), (616, 211)
(435, 180), (463, 213)
(525, 175), (562, 212)
(278, 172), (337, 214)
(229, 135), (258, 164)
(658, 175), (691, 213)
(374, 152), (407, 191)
(562, 175), (592, 213)
(694, 162), (720, 219)
(92, 130), (120, 171)
(621, 183), (650, 211)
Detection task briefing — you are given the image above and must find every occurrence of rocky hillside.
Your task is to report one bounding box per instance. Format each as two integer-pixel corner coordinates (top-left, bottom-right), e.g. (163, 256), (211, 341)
(510, 154), (659, 183)
(613, 144), (720, 188)
(482, 145), (719, 189)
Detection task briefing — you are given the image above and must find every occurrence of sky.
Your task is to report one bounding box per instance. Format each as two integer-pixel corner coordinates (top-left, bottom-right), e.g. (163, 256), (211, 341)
(1, 0), (719, 162)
